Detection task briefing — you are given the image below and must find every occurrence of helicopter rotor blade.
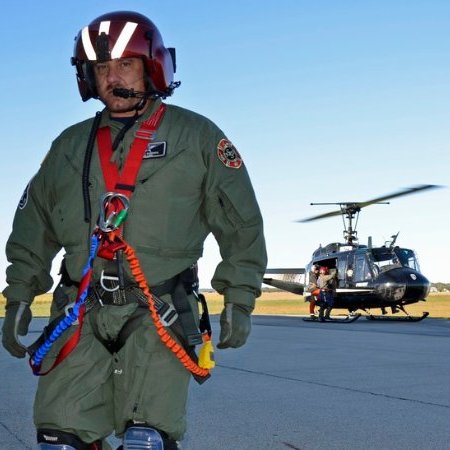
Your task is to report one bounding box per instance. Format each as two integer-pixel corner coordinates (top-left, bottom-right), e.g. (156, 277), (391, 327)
(298, 209), (343, 222)
(296, 184), (442, 223)
(356, 184), (440, 209)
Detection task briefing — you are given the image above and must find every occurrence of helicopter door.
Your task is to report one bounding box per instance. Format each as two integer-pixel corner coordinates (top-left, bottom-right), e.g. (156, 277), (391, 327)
(337, 255), (349, 287)
(354, 253), (372, 282)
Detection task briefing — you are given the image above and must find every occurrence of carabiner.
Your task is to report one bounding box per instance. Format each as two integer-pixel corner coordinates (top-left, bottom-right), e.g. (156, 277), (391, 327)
(98, 192), (130, 232)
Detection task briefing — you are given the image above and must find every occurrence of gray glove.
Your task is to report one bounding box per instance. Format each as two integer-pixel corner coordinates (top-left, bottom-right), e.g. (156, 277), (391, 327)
(2, 301), (32, 358)
(217, 303), (252, 349)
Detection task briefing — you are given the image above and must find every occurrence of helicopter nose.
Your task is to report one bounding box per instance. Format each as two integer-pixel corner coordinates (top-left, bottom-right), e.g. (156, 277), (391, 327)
(375, 278), (406, 301)
(404, 271), (430, 299)
(375, 269), (430, 302)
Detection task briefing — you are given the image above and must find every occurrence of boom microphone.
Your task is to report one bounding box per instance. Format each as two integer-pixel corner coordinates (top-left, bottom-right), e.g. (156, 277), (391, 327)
(112, 88), (148, 99)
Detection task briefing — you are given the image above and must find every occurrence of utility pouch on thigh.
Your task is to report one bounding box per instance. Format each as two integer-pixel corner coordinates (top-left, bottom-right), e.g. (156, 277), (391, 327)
(170, 280), (202, 347)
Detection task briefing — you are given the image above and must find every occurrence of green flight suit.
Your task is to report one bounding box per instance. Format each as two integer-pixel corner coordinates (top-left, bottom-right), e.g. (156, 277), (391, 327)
(3, 98), (267, 443)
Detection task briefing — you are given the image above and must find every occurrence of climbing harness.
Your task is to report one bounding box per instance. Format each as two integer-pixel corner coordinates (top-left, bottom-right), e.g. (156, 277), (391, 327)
(29, 194), (213, 378)
(28, 103), (214, 379)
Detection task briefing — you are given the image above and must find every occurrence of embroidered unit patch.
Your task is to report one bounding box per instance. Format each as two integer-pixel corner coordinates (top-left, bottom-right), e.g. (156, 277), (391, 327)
(217, 139), (242, 169)
(19, 178), (34, 210)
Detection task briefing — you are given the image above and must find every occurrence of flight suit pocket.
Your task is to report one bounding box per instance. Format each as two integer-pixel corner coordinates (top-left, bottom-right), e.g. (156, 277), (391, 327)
(217, 188), (249, 227)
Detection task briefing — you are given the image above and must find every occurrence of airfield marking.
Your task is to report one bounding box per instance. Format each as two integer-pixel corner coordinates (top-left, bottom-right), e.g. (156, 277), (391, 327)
(216, 363), (450, 409)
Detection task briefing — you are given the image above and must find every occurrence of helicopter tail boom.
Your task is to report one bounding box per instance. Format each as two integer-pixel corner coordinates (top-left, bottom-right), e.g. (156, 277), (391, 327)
(263, 268), (305, 295)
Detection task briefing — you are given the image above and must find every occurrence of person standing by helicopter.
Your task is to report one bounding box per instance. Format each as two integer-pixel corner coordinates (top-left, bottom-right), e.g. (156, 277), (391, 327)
(317, 266), (337, 321)
(307, 265), (320, 318)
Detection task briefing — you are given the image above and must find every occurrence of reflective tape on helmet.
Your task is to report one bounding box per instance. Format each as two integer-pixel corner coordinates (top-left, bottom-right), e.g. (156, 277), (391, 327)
(111, 22), (138, 59)
(81, 26), (96, 60)
(81, 21), (138, 61)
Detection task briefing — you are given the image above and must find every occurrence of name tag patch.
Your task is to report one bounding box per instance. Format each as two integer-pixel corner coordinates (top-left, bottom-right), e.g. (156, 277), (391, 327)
(143, 142), (167, 159)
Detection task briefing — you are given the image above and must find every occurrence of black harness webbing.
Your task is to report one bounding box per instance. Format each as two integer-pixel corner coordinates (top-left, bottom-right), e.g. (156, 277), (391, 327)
(88, 275), (209, 384)
(30, 268), (211, 384)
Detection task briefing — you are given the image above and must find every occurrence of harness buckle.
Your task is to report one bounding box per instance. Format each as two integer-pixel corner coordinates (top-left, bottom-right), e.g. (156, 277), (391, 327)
(64, 302), (79, 325)
(98, 192), (130, 232)
(100, 270), (120, 292)
(158, 301), (178, 327)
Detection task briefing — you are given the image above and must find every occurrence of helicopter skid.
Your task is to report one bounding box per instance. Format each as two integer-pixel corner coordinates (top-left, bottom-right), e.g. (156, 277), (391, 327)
(366, 311), (429, 322)
(303, 314), (361, 323)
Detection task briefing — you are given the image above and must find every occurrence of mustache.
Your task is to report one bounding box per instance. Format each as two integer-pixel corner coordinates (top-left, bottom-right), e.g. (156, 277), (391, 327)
(106, 76), (146, 94)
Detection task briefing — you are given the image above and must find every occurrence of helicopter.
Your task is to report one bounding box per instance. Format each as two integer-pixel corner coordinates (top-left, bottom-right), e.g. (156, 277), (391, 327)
(263, 185), (441, 322)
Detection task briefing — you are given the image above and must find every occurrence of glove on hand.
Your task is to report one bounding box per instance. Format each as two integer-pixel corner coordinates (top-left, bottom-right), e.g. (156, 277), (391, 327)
(2, 301), (32, 358)
(217, 303), (252, 349)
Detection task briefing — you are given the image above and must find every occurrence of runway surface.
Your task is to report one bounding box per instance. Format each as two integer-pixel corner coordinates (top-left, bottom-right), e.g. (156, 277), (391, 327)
(1, 315), (449, 449)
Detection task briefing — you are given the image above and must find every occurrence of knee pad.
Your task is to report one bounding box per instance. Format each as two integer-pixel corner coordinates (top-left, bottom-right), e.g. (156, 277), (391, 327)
(37, 428), (102, 450)
(123, 426), (164, 449)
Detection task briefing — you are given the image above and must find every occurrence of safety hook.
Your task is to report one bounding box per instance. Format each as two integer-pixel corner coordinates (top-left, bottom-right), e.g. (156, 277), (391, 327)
(98, 192), (130, 232)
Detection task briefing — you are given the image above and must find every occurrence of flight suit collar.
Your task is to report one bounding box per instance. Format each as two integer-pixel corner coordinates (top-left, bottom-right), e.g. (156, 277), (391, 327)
(62, 98), (187, 188)
(97, 98), (189, 185)
(98, 97), (163, 130)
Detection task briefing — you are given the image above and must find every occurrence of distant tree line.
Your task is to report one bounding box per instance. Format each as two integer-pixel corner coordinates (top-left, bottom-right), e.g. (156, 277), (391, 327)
(202, 284), (450, 294)
(431, 283), (450, 292)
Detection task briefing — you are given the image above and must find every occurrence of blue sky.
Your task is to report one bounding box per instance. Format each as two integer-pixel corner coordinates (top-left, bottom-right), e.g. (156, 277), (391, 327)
(0, 0), (449, 291)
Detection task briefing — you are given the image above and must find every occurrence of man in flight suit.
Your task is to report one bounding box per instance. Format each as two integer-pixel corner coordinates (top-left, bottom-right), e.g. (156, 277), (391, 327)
(1, 11), (267, 449)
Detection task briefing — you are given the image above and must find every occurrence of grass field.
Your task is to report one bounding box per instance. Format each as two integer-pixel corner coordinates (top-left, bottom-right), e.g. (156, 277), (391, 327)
(1, 292), (449, 319)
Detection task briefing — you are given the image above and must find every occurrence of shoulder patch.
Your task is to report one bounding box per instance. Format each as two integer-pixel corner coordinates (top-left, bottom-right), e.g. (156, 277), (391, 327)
(18, 177), (34, 210)
(217, 139), (243, 169)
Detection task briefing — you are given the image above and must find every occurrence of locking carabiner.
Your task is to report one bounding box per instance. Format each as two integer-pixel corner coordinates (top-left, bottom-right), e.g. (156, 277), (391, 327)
(98, 192), (130, 232)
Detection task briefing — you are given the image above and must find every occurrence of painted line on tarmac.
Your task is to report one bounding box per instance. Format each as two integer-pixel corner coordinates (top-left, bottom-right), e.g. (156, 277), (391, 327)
(0, 421), (33, 449)
(216, 364), (450, 409)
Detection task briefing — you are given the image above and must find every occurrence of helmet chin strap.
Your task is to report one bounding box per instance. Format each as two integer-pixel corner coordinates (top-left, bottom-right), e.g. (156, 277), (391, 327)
(108, 79), (157, 147)
(133, 93), (151, 112)
(108, 72), (154, 114)
(110, 91), (157, 151)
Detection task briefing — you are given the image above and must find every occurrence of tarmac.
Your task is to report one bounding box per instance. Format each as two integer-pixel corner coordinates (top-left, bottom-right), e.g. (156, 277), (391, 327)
(1, 314), (450, 449)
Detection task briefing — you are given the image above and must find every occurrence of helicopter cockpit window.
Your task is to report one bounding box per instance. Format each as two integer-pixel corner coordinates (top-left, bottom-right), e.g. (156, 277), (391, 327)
(394, 248), (420, 271)
(370, 248), (419, 272)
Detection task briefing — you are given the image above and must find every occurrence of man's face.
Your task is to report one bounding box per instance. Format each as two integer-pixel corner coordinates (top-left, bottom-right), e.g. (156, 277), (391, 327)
(93, 57), (147, 117)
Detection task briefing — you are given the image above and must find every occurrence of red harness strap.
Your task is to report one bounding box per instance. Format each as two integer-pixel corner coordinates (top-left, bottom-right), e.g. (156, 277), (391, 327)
(30, 264), (93, 376)
(96, 103), (166, 260)
(36, 106), (167, 374)
(97, 103), (167, 197)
